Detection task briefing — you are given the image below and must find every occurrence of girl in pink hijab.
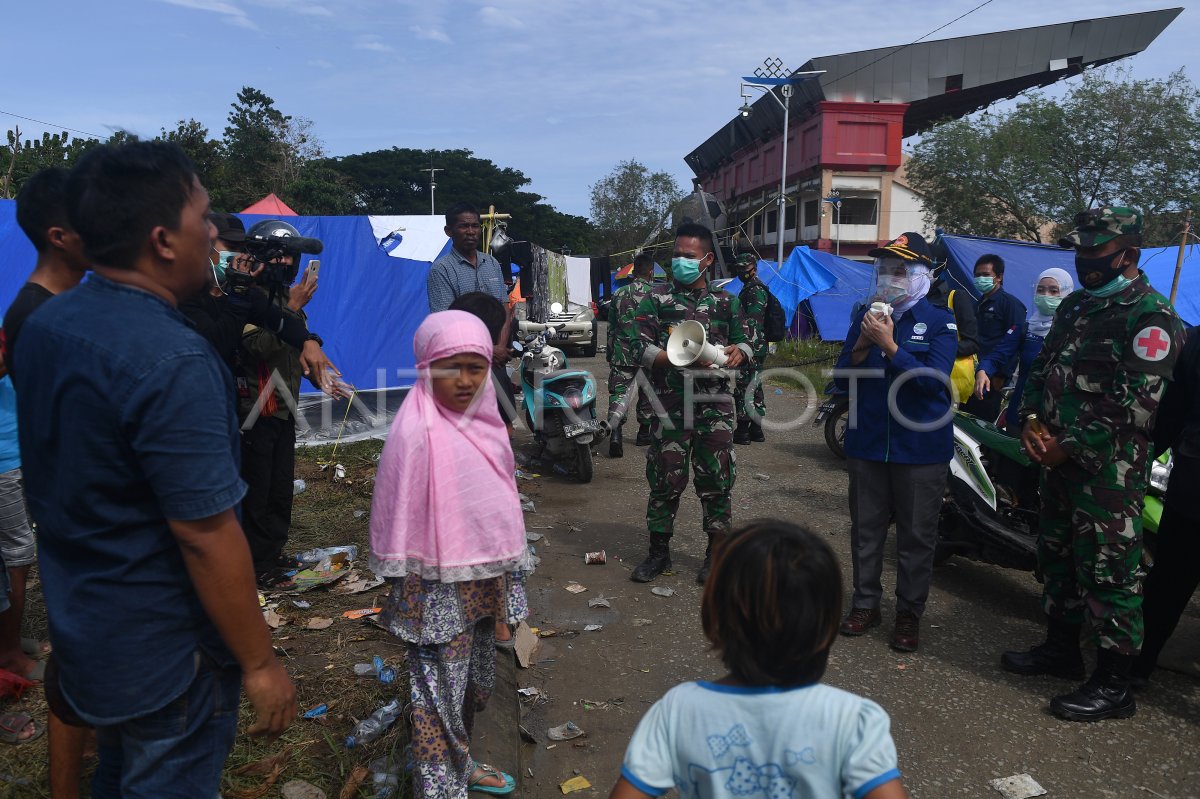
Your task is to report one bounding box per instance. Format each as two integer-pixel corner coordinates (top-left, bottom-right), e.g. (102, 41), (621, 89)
(370, 310), (526, 797)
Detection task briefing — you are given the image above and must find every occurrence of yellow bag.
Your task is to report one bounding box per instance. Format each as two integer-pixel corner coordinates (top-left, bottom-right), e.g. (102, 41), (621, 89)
(947, 290), (977, 404)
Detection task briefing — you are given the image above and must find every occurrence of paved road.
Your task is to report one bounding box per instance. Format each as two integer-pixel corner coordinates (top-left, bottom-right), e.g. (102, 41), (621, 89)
(509, 344), (1200, 799)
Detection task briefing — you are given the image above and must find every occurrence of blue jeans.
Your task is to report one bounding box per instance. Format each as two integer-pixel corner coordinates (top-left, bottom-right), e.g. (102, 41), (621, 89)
(90, 651), (241, 798)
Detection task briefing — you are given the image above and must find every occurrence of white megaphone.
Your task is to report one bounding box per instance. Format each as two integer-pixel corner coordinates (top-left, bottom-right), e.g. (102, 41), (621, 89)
(667, 320), (728, 368)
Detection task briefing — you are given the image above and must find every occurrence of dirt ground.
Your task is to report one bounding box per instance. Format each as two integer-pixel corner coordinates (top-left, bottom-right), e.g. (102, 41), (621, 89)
(1, 339), (1197, 798)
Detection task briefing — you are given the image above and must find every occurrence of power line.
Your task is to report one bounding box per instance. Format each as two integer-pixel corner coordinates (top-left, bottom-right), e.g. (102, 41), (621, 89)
(0, 108), (107, 141)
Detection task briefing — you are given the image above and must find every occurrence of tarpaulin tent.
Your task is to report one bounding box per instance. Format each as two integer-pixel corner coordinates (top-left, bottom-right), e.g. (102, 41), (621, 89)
(723, 246), (837, 327)
(939, 234), (1200, 326)
(241, 193), (298, 216)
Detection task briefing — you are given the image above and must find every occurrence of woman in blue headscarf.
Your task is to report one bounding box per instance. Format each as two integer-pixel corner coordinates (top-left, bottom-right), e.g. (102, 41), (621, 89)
(974, 267), (1075, 429)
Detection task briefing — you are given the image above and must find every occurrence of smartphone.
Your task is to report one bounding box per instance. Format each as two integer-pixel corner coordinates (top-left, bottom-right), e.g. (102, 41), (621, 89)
(304, 259), (321, 284)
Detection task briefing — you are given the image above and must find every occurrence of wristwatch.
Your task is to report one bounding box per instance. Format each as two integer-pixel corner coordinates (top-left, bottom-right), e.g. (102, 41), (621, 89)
(305, 333), (324, 348)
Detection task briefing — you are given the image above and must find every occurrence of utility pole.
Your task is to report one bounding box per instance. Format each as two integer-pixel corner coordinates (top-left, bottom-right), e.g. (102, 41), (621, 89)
(1170, 209), (1192, 304)
(422, 155), (443, 216)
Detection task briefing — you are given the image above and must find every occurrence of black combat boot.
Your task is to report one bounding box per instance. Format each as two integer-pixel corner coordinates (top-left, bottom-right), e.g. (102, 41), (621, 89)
(749, 420), (765, 442)
(631, 542), (671, 583)
(608, 423), (624, 458)
(1000, 619), (1086, 680)
(1049, 649), (1137, 722)
(696, 531), (728, 585)
(635, 424), (653, 446)
(733, 419), (752, 445)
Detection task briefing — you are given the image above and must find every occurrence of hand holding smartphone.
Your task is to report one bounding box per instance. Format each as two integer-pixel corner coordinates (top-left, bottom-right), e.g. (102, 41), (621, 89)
(303, 259), (321, 285)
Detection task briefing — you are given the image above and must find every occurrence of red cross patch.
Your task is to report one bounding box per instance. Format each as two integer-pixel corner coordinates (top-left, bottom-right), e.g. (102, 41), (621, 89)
(1133, 326), (1171, 362)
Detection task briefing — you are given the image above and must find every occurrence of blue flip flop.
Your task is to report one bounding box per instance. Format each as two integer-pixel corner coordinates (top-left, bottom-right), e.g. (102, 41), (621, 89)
(469, 762), (516, 795)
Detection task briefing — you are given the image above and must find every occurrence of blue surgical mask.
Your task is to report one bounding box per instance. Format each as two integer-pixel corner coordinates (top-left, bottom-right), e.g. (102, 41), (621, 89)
(974, 276), (995, 294)
(1033, 294), (1062, 315)
(1086, 272), (1134, 298)
(671, 256), (705, 285)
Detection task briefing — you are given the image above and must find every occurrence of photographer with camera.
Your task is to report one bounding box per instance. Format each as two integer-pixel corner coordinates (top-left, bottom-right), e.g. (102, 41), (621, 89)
(233, 219), (338, 587)
(179, 213), (338, 389)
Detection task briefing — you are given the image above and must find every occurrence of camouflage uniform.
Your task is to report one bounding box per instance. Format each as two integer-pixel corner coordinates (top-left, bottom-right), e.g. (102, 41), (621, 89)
(1021, 223), (1184, 656)
(734, 273), (770, 422)
(636, 284), (753, 545)
(606, 276), (655, 429)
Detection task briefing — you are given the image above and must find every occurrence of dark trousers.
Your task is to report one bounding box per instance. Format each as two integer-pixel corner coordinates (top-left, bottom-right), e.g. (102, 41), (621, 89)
(1139, 503), (1200, 671)
(963, 378), (1006, 423)
(848, 458), (947, 617)
(240, 415), (296, 573)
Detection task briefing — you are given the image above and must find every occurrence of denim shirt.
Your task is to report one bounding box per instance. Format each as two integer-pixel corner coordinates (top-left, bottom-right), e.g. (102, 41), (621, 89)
(12, 274), (246, 725)
(427, 248), (509, 312)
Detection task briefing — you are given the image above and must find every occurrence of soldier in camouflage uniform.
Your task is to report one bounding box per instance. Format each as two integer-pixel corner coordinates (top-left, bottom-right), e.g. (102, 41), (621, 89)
(1002, 207), (1185, 722)
(732, 252), (770, 444)
(629, 223), (752, 585)
(606, 253), (657, 458)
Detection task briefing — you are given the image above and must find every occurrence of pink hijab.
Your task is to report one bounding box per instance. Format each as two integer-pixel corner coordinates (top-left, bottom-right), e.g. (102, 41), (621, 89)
(369, 311), (525, 582)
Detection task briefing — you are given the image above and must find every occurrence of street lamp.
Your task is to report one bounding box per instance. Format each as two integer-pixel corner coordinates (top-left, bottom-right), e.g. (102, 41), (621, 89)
(739, 60), (825, 270)
(822, 191), (842, 257)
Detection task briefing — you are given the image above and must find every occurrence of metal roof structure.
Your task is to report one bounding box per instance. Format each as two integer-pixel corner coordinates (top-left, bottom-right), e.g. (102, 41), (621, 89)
(685, 8), (1182, 178)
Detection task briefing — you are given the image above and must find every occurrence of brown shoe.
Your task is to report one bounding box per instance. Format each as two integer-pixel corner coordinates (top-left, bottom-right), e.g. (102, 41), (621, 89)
(839, 607), (881, 636)
(890, 611), (920, 652)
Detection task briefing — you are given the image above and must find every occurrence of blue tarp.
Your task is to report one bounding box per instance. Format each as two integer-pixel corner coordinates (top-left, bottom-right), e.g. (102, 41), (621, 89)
(802, 249), (876, 341)
(724, 246), (837, 327)
(0, 200), (446, 390)
(940, 234), (1200, 326)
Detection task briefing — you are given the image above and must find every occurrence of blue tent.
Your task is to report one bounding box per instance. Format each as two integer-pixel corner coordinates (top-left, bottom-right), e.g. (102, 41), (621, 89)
(940, 234), (1200, 326)
(723, 246), (837, 327)
(0, 200), (448, 391)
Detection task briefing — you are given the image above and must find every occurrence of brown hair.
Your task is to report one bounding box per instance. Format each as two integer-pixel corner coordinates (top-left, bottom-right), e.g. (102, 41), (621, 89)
(701, 520), (843, 686)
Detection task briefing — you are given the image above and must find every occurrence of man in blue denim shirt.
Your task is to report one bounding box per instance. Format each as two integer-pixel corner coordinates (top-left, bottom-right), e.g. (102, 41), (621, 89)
(12, 142), (295, 796)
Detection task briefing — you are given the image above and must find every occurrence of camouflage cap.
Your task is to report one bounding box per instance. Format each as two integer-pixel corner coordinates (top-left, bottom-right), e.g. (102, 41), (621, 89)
(1058, 207), (1142, 249)
(735, 252), (757, 268)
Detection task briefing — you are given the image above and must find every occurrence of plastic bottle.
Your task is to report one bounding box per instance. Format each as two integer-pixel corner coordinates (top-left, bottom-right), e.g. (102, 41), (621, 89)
(345, 698), (404, 748)
(293, 479), (307, 495)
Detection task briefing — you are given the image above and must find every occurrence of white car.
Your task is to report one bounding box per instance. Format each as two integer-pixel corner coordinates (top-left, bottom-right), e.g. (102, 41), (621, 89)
(516, 301), (598, 357)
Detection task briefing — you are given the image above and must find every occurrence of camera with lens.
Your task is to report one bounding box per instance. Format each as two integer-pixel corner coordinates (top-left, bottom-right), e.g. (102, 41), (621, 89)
(239, 219), (324, 288)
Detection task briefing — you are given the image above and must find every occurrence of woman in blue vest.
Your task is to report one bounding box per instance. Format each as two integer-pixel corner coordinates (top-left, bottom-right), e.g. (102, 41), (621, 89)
(834, 233), (957, 653)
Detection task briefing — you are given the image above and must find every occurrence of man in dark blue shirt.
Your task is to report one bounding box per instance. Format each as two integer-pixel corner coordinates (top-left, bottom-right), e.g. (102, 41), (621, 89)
(12, 142), (295, 796)
(965, 253), (1026, 423)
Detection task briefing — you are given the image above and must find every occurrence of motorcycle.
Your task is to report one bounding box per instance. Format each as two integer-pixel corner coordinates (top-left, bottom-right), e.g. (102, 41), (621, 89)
(939, 410), (1166, 571)
(514, 314), (602, 483)
(814, 379), (850, 459)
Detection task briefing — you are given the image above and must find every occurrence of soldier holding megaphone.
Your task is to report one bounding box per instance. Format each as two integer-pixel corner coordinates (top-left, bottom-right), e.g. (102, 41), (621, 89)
(629, 223), (752, 585)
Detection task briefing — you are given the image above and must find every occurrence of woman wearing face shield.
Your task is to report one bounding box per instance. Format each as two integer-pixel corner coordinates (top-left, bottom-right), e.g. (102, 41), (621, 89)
(834, 233), (957, 653)
(973, 268), (1075, 430)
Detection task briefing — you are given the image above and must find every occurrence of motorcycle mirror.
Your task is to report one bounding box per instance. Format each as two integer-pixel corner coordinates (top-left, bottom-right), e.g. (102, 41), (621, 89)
(550, 301), (564, 315)
(511, 341), (525, 353)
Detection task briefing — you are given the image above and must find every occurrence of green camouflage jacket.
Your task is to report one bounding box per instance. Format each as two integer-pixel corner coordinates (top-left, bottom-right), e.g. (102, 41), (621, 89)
(738, 278), (770, 358)
(1021, 273), (1184, 483)
(607, 277), (655, 368)
(636, 283), (752, 398)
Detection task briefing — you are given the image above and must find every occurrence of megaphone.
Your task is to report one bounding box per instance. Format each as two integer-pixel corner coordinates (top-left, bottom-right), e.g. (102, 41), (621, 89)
(667, 320), (728, 368)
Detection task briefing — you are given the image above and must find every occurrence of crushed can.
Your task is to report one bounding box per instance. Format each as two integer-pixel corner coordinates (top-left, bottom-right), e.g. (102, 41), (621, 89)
(583, 550), (607, 565)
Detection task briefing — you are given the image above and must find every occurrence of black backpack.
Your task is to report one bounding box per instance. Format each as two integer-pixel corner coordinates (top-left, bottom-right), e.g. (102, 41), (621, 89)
(763, 290), (787, 342)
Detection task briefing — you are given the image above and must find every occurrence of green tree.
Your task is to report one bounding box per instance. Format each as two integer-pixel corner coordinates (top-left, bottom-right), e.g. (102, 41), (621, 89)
(589, 159), (684, 259)
(160, 119), (228, 205)
(327, 147), (594, 252)
(221, 86), (289, 209)
(907, 67), (1200, 246)
(1, 128), (102, 198)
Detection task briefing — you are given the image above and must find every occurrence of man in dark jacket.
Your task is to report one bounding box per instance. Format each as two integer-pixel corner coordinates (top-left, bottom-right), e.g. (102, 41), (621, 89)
(965, 253), (1026, 421)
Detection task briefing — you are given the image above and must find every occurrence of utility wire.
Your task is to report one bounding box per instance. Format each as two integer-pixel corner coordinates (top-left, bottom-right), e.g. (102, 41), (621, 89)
(0, 109), (107, 141)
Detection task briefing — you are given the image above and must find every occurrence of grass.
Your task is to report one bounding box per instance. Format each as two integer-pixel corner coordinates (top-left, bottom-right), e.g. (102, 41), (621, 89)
(0, 439), (412, 799)
(764, 338), (843, 396)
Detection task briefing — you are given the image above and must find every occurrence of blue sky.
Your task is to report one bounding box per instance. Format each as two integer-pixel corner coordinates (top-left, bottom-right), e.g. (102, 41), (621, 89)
(5, 1), (1196, 217)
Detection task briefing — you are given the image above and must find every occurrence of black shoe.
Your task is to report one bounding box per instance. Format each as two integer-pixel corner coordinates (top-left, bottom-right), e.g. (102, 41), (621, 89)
(1050, 652), (1137, 722)
(749, 422), (765, 442)
(1000, 620), (1085, 680)
(631, 547), (671, 583)
(609, 440), (624, 458)
(733, 420), (752, 445)
(696, 531), (727, 585)
(635, 425), (652, 446)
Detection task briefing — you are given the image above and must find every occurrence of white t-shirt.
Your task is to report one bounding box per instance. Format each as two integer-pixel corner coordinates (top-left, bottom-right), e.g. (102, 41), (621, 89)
(621, 681), (901, 799)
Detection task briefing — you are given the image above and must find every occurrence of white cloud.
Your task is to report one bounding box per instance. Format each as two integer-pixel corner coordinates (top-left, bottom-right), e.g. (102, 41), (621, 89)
(411, 25), (452, 44)
(248, 0), (334, 16)
(354, 34), (394, 53)
(308, 58), (334, 69)
(478, 6), (525, 30)
(159, 0), (257, 28)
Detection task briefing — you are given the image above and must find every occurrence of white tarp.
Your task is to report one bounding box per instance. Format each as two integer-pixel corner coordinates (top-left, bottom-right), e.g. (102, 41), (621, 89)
(367, 215), (452, 262)
(565, 255), (592, 307)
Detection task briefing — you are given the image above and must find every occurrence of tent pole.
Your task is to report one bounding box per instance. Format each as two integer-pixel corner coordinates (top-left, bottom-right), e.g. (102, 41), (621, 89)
(1170, 209), (1191, 305)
